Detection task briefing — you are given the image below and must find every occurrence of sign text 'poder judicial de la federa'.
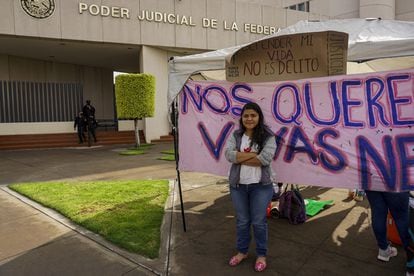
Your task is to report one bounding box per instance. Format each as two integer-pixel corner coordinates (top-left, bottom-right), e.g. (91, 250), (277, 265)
(78, 2), (278, 35)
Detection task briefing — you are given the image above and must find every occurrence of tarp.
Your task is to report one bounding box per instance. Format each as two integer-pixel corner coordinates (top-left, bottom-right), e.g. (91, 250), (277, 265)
(178, 69), (414, 192)
(168, 18), (414, 107)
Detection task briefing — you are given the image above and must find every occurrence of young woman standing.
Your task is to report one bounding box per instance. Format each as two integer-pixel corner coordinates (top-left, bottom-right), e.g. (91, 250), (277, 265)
(225, 102), (276, 272)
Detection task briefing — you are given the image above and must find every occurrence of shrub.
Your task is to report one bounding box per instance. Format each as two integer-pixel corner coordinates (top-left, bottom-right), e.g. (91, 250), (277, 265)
(115, 74), (155, 119)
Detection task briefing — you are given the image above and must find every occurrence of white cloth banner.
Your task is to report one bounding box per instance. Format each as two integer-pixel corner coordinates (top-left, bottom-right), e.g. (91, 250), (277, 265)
(178, 69), (414, 192)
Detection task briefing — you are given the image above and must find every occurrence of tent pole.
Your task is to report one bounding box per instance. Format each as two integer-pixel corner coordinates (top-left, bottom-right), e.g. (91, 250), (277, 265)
(172, 100), (187, 232)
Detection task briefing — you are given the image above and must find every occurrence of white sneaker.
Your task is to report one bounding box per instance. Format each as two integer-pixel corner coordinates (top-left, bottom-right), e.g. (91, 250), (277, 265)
(377, 245), (398, 262)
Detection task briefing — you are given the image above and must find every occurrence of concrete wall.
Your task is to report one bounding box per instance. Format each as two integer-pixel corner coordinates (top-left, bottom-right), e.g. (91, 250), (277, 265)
(310, 0), (413, 20)
(0, 54), (9, 80)
(0, 122), (74, 135)
(311, 0), (359, 18)
(1, 0), (293, 51)
(8, 0), (379, 50)
(396, 0), (414, 21)
(82, 66), (114, 120)
(139, 46), (170, 143)
(360, 0), (395, 20)
(0, 0), (14, 35)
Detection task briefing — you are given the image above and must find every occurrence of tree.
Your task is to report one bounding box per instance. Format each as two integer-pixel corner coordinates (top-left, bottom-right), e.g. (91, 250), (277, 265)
(115, 73), (155, 147)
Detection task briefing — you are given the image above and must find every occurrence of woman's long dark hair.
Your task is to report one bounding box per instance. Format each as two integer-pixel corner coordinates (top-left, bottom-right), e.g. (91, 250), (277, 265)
(239, 102), (271, 152)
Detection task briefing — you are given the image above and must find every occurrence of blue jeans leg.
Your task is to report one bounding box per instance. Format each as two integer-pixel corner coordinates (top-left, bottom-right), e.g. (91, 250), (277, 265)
(230, 184), (273, 256)
(250, 184), (273, 256)
(230, 184), (250, 255)
(366, 191), (409, 249)
(386, 192), (409, 248)
(77, 128), (83, 142)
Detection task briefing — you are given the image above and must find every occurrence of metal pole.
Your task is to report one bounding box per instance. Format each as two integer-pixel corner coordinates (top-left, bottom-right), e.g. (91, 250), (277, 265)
(172, 100), (187, 232)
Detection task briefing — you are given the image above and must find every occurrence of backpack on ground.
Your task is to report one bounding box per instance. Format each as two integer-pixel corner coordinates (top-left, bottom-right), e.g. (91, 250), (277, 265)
(278, 184), (307, 225)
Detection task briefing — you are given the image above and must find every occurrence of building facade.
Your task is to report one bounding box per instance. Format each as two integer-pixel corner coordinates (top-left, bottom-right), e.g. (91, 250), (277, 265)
(0, 0), (413, 142)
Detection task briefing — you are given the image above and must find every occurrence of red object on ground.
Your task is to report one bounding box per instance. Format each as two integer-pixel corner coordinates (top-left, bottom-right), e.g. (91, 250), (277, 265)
(387, 212), (402, 245)
(266, 202), (272, 218)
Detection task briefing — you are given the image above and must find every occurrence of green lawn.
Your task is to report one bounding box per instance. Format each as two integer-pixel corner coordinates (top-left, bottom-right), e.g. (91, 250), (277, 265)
(120, 143), (155, 155)
(128, 143), (154, 150)
(158, 149), (175, 161)
(160, 149), (175, 155)
(9, 180), (169, 259)
(119, 149), (146, 155)
(158, 155), (176, 161)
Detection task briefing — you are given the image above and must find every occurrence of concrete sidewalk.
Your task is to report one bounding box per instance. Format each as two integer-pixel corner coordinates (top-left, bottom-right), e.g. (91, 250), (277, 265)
(0, 144), (405, 275)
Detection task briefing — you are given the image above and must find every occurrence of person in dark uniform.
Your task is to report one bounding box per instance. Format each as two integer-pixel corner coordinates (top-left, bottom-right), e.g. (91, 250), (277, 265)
(82, 100), (95, 119)
(86, 117), (97, 143)
(82, 100), (97, 143)
(74, 112), (86, 144)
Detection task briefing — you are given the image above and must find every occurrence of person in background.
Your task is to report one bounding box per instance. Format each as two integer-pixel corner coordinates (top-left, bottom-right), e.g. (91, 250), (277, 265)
(87, 117), (98, 143)
(82, 100), (97, 143)
(74, 112), (85, 144)
(364, 190), (414, 276)
(82, 99), (95, 119)
(225, 102), (276, 272)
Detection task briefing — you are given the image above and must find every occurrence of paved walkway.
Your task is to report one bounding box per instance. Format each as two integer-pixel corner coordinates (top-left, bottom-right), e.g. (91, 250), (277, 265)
(0, 144), (405, 275)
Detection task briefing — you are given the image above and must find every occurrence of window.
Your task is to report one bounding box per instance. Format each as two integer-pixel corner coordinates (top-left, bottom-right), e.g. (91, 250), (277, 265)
(286, 2), (310, 12)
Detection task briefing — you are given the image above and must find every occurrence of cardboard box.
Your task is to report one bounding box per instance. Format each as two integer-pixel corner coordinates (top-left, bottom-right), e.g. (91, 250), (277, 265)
(225, 31), (348, 82)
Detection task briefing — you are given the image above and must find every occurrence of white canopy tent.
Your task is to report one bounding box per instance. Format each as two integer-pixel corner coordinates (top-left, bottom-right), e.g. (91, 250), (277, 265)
(168, 18), (414, 108)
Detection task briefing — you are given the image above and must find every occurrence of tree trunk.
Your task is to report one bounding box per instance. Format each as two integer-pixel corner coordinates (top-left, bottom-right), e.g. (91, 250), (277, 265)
(134, 118), (141, 148)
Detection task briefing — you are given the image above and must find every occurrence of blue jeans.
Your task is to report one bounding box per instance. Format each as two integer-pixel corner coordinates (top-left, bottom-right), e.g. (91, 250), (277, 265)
(230, 183), (273, 256)
(365, 191), (410, 249)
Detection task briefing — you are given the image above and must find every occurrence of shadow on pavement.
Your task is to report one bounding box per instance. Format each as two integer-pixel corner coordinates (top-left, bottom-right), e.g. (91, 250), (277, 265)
(169, 184), (404, 276)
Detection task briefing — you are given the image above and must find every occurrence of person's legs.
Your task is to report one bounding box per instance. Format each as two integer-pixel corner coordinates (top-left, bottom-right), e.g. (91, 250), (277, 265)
(91, 128), (97, 142)
(384, 192), (414, 273)
(406, 206), (414, 274)
(366, 191), (389, 250)
(82, 125), (86, 140)
(385, 192), (410, 248)
(77, 128), (83, 143)
(90, 123), (97, 142)
(250, 183), (273, 257)
(366, 190), (399, 262)
(230, 185), (251, 255)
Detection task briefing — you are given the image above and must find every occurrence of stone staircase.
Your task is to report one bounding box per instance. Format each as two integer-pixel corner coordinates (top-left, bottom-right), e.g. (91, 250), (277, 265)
(0, 130), (145, 150)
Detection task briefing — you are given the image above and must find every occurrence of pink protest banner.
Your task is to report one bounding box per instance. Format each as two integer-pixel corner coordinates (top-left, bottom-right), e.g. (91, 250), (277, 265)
(178, 69), (414, 192)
